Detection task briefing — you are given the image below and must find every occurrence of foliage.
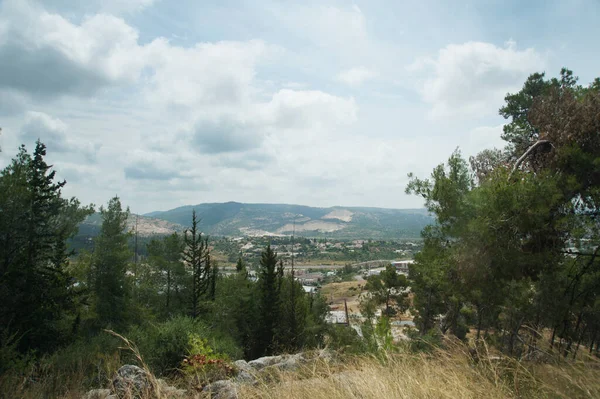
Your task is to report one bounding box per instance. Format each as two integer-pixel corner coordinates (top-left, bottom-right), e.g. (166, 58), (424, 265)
(254, 244), (283, 357)
(364, 264), (409, 316)
(183, 211), (212, 318)
(181, 334), (234, 384)
(406, 68), (600, 357)
(127, 316), (241, 376)
(0, 141), (93, 353)
(92, 196), (131, 328)
(143, 233), (187, 317)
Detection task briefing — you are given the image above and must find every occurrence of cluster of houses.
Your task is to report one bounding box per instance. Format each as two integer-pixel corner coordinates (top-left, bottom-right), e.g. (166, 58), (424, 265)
(363, 260), (414, 277)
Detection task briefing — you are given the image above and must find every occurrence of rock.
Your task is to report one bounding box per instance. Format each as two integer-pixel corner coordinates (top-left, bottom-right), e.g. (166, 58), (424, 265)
(316, 348), (333, 362)
(232, 360), (256, 383)
(274, 353), (304, 371)
(233, 369), (255, 384)
(82, 388), (111, 399)
(248, 355), (283, 370)
(233, 360), (252, 371)
(202, 379), (238, 399)
(112, 365), (151, 398)
(156, 379), (187, 398)
(247, 353), (306, 372)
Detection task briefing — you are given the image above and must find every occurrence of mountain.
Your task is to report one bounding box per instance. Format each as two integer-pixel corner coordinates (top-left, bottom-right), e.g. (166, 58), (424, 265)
(144, 202), (432, 239)
(78, 213), (186, 237)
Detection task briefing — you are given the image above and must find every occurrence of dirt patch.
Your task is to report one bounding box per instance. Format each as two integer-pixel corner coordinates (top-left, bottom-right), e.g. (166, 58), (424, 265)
(321, 209), (354, 222)
(321, 280), (364, 314)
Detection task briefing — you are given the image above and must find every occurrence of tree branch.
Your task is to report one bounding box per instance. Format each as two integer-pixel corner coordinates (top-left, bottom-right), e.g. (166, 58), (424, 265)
(508, 140), (551, 180)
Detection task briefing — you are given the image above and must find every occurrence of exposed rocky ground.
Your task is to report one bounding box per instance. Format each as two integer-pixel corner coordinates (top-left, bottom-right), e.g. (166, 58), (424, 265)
(82, 350), (333, 399)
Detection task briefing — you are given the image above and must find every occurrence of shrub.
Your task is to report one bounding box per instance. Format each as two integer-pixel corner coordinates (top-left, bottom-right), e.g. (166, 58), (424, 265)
(406, 328), (443, 353)
(0, 331), (33, 374)
(181, 334), (234, 385)
(326, 325), (367, 354)
(127, 316), (242, 376)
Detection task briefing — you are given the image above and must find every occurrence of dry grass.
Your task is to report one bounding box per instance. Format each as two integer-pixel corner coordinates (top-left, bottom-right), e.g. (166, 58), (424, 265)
(320, 281), (363, 302)
(239, 343), (600, 399)
(2, 337), (599, 399)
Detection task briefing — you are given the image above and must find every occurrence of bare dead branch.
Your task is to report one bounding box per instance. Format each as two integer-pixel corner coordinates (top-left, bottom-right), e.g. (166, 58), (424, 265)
(508, 140), (551, 180)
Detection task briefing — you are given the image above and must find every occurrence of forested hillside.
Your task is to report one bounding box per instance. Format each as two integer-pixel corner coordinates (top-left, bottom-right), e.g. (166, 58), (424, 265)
(146, 202), (432, 239)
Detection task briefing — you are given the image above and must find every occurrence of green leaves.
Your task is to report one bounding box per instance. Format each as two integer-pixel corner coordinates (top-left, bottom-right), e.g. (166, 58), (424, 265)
(92, 197), (131, 328)
(406, 68), (600, 355)
(0, 141), (93, 353)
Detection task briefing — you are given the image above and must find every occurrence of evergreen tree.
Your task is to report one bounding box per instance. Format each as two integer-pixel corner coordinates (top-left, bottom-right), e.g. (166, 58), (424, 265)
(254, 244), (280, 357)
(92, 196), (131, 328)
(236, 254), (247, 274)
(145, 233), (186, 317)
(183, 210), (211, 318)
(405, 69), (600, 355)
(0, 141), (93, 352)
(364, 264), (409, 317)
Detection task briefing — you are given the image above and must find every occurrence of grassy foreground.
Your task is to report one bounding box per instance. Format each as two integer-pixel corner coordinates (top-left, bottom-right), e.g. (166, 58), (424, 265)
(239, 345), (599, 399)
(2, 338), (599, 399)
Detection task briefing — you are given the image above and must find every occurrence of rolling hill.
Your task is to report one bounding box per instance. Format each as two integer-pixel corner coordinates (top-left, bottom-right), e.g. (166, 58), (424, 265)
(77, 213), (186, 238)
(144, 202), (433, 239)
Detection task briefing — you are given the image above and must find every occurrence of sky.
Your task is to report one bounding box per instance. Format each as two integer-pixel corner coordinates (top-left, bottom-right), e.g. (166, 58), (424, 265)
(0, 0), (599, 214)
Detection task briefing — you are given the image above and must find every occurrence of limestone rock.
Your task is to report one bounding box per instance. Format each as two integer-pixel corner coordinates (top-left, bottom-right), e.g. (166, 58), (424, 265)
(82, 388), (111, 399)
(248, 355), (283, 370)
(276, 353), (304, 371)
(202, 379), (238, 399)
(112, 365), (151, 398)
(247, 353), (305, 372)
(232, 360), (256, 383)
(157, 378), (187, 398)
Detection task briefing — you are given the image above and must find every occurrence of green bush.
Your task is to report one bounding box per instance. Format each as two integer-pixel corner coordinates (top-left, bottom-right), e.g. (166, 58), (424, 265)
(406, 328), (443, 353)
(181, 334), (234, 385)
(0, 331), (33, 374)
(127, 316), (242, 375)
(326, 325), (367, 354)
(0, 332), (122, 398)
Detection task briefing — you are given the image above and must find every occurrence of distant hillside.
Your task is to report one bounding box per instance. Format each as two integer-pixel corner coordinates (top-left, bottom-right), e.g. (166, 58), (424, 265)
(144, 202), (432, 239)
(77, 213), (186, 238)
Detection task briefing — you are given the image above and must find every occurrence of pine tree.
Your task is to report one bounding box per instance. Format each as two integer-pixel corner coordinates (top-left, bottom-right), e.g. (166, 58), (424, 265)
(183, 210), (211, 318)
(0, 141), (93, 352)
(92, 196), (131, 327)
(146, 233), (186, 316)
(255, 244), (280, 357)
(236, 254), (246, 274)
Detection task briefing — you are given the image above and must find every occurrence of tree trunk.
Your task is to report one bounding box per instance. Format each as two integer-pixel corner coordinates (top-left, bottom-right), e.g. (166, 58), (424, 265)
(476, 305), (483, 340)
(589, 329), (598, 355)
(166, 268), (171, 311)
(422, 289), (433, 336)
(573, 325), (586, 360)
(509, 140), (551, 179)
(565, 311), (583, 358)
(550, 324), (557, 349)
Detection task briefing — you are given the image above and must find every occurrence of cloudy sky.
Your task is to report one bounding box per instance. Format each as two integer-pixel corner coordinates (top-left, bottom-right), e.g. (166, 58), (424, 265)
(0, 0), (598, 214)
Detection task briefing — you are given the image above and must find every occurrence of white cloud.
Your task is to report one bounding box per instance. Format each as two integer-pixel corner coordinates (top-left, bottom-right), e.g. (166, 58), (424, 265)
(261, 89), (357, 130)
(98, 0), (157, 14)
(276, 4), (368, 50)
(124, 149), (185, 180)
(0, 1), (149, 99)
(336, 67), (377, 86)
(410, 41), (545, 119)
(144, 39), (271, 109)
(0, 89), (28, 116)
(20, 111), (100, 161)
(466, 124), (506, 154)
(41, 0), (157, 15)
